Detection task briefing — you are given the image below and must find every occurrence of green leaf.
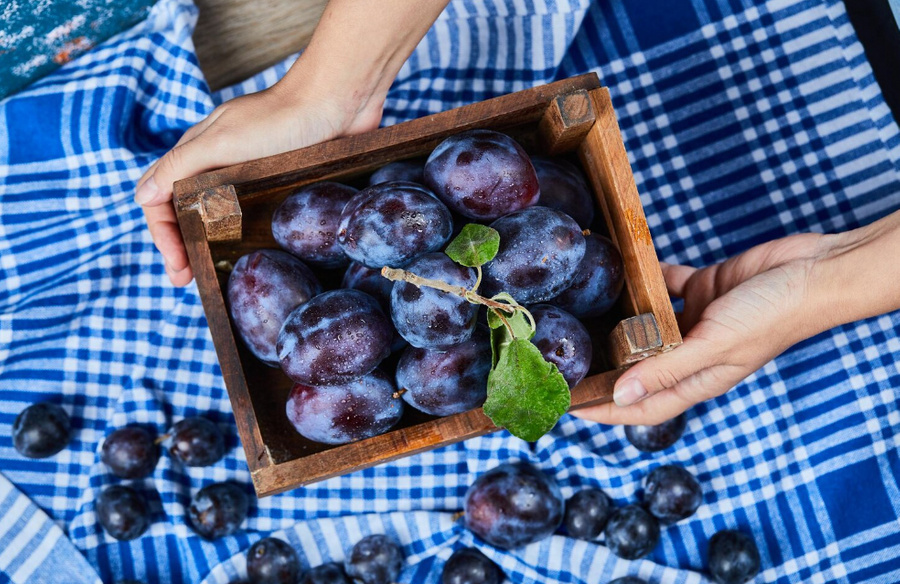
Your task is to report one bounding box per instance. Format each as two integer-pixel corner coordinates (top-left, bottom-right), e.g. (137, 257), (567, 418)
(489, 320), (511, 369)
(482, 339), (571, 442)
(486, 307), (533, 338)
(486, 293), (534, 336)
(487, 301), (534, 368)
(445, 224), (500, 267)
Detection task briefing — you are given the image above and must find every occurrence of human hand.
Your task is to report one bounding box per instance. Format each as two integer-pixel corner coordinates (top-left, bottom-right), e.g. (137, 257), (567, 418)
(573, 232), (834, 425)
(136, 0), (451, 286)
(134, 78), (384, 286)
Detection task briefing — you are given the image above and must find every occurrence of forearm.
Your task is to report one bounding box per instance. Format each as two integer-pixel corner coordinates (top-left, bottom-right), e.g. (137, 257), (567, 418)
(809, 209), (900, 333)
(278, 0), (450, 118)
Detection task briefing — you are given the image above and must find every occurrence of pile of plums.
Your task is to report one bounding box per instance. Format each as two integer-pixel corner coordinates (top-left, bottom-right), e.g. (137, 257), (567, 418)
(234, 412), (756, 584)
(96, 416), (247, 542)
(12, 402), (249, 542)
(226, 129), (626, 446)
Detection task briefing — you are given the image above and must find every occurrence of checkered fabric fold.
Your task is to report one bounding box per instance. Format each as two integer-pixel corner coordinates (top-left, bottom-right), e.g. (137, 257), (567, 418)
(1, 0), (899, 582)
(0, 473), (101, 584)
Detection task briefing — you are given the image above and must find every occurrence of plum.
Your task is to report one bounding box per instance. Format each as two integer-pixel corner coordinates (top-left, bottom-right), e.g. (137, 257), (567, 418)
(285, 370), (403, 445)
(272, 182), (358, 268)
(227, 250), (321, 366)
(531, 156), (594, 228)
(483, 207), (585, 304)
(464, 462), (563, 550)
(338, 181), (453, 269)
(424, 130), (539, 220)
(277, 289), (392, 386)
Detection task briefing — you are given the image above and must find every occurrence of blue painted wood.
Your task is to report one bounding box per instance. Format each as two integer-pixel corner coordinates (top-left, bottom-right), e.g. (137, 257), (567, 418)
(0, 0), (156, 100)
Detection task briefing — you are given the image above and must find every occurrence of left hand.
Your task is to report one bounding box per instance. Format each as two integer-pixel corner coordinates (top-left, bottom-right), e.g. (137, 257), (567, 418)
(573, 232), (833, 426)
(135, 80), (381, 286)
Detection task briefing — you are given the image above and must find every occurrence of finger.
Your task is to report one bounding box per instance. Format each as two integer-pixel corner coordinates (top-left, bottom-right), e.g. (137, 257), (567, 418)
(135, 116), (213, 192)
(134, 134), (208, 207)
(136, 158), (161, 192)
(143, 204), (189, 272)
(133, 107), (231, 207)
(179, 109), (219, 143)
(571, 386), (692, 426)
(165, 263), (194, 287)
(572, 361), (749, 425)
(660, 262), (697, 298)
(610, 335), (719, 407)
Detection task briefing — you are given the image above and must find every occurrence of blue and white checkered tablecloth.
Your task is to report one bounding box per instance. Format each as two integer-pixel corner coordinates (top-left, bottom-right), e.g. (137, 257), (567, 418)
(1, 0), (900, 582)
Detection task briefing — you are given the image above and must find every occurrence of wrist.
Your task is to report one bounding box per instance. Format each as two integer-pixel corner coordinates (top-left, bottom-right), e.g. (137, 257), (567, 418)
(273, 55), (386, 137)
(806, 212), (900, 332)
(270, 0), (449, 139)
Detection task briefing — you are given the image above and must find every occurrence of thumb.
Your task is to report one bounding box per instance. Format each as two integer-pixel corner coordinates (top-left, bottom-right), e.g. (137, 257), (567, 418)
(134, 133), (221, 207)
(134, 106), (227, 207)
(613, 336), (717, 406)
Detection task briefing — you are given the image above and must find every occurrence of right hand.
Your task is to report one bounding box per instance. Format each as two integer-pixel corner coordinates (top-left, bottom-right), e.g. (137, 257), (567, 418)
(573, 233), (832, 425)
(135, 79), (384, 286)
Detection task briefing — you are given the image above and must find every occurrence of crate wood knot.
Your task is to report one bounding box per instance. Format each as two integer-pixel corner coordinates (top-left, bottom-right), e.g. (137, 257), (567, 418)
(176, 184), (242, 242)
(625, 207), (653, 246)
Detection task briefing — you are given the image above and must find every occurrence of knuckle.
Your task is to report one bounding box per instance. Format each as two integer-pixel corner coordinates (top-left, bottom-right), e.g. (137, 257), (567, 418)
(652, 367), (681, 391)
(158, 145), (186, 177)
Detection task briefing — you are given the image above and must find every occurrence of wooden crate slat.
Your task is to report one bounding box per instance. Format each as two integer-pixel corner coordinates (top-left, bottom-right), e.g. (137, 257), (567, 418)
(252, 368), (622, 496)
(577, 87), (682, 351)
(177, 209), (271, 472)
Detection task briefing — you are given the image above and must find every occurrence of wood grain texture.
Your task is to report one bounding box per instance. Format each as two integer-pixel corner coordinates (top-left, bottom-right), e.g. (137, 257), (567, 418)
(577, 87), (682, 351)
(176, 184), (242, 242)
(538, 90), (596, 155)
(608, 313), (663, 368)
(175, 208), (271, 473)
(192, 0), (328, 90)
(175, 75), (684, 496)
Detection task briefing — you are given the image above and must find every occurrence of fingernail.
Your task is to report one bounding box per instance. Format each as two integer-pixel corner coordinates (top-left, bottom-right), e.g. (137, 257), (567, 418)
(135, 175), (159, 205)
(614, 378), (647, 407)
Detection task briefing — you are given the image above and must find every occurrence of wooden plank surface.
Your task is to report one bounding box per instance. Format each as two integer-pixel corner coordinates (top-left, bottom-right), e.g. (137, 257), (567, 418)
(538, 90), (596, 155)
(608, 313), (663, 368)
(578, 87), (682, 351)
(176, 208), (271, 474)
(254, 368), (622, 497)
(193, 0), (328, 90)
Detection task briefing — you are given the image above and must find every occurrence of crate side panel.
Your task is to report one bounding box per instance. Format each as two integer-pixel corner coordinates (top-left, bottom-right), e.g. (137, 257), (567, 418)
(578, 88), (681, 349)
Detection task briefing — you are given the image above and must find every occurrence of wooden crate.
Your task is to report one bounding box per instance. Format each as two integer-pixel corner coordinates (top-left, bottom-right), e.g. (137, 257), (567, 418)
(174, 73), (682, 497)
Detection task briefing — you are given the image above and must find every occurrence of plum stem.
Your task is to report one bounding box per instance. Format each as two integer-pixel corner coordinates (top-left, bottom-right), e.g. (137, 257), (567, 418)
(380, 266), (537, 339)
(381, 266), (516, 313)
(473, 265), (483, 292)
(491, 308), (515, 337)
